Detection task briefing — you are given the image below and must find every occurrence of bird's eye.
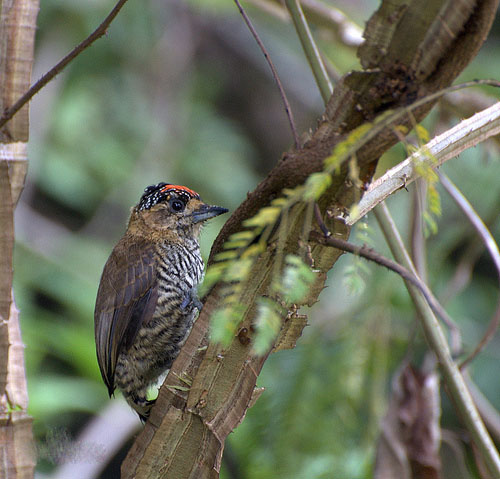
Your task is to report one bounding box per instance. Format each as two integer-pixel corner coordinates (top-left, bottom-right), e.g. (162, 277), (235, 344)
(169, 198), (185, 212)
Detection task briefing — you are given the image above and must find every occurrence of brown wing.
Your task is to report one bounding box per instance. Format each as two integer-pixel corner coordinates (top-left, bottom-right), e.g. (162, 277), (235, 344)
(94, 236), (158, 396)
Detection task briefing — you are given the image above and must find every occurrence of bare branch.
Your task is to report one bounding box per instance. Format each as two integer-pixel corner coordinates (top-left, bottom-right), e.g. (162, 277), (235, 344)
(0, 0), (131, 130)
(284, 0), (333, 103)
(233, 0), (300, 148)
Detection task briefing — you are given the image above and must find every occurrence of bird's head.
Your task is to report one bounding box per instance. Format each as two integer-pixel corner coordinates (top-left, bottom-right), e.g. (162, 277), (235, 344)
(129, 183), (228, 240)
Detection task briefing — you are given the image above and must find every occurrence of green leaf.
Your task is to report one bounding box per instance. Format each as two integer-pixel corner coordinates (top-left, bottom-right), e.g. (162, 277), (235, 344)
(241, 242), (265, 258)
(415, 124), (430, 144)
(210, 305), (245, 346)
(271, 197), (290, 207)
(199, 263), (227, 296)
(406, 143), (418, 155)
(223, 239), (249, 249)
(252, 298), (281, 355)
(303, 172), (332, 201)
(282, 186), (305, 199)
(224, 257), (253, 282)
(224, 228), (262, 250)
(324, 123), (372, 170)
(414, 156), (438, 183)
(349, 204), (361, 223)
(343, 264), (366, 295)
(394, 125), (408, 135)
(280, 255), (316, 304)
(213, 250), (239, 262)
(428, 184), (442, 216)
(354, 221), (375, 247)
(227, 230), (256, 242)
(423, 211), (438, 237)
(243, 206), (281, 228)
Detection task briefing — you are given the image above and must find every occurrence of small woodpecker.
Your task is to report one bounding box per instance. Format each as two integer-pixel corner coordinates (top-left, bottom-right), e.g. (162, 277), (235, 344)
(94, 183), (228, 420)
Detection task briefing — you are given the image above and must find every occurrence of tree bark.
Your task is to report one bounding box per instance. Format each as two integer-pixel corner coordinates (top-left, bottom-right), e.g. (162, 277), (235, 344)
(122, 1), (499, 477)
(0, 1), (39, 478)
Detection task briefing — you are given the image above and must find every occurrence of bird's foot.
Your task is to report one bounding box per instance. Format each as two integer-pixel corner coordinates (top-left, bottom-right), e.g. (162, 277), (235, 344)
(128, 394), (156, 423)
(180, 289), (203, 311)
(135, 399), (156, 423)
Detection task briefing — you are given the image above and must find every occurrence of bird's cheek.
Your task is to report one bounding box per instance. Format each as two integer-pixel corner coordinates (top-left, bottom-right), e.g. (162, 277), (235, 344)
(151, 209), (174, 225)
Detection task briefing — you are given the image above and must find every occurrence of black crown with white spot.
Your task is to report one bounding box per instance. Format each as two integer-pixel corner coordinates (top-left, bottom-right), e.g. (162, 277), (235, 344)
(137, 183), (200, 211)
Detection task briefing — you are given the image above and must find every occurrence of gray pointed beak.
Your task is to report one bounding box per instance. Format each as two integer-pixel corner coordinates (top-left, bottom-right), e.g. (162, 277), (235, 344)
(191, 204), (228, 224)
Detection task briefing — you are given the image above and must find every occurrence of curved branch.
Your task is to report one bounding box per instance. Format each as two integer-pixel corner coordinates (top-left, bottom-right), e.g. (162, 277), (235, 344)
(233, 0), (300, 148)
(438, 173), (500, 369)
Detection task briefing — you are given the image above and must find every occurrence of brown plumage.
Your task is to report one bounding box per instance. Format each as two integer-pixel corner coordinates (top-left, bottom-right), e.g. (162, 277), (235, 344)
(94, 183), (227, 419)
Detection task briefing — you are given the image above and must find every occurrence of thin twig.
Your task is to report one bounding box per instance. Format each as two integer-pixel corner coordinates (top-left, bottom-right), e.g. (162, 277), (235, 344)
(310, 230), (459, 332)
(374, 202), (500, 477)
(0, 0), (131, 130)
(438, 173), (500, 369)
(442, 243), (482, 303)
(297, 0), (363, 47)
(466, 372), (500, 444)
(312, 204), (461, 348)
(462, 303), (500, 368)
(439, 173), (500, 280)
(233, 0), (300, 148)
(441, 204), (500, 303)
(410, 180), (428, 281)
(284, 0), (333, 104)
(313, 202), (330, 236)
(246, 0), (363, 49)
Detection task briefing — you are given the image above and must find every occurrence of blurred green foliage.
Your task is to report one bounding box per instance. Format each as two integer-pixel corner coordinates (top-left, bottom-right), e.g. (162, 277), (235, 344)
(13, 0), (500, 477)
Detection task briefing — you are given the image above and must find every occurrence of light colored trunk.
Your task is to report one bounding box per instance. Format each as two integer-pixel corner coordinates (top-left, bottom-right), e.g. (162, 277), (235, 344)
(0, 1), (40, 478)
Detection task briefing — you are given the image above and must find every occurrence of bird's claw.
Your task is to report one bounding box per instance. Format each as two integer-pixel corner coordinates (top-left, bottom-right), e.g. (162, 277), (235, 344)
(180, 290), (203, 311)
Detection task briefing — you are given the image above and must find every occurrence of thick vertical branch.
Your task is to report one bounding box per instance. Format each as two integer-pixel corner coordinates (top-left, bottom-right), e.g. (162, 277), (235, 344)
(0, 160), (13, 395)
(0, 0), (40, 478)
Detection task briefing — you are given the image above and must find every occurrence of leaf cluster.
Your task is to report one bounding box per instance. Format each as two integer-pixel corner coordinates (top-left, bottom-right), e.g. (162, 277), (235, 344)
(204, 105), (445, 354)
